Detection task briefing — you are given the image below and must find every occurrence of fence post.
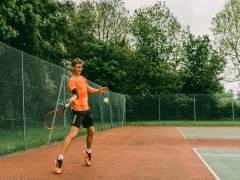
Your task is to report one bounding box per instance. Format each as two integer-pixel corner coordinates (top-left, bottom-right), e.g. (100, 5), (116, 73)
(194, 95), (196, 125)
(159, 95), (161, 125)
(122, 95), (126, 126)
(232, 98), (235, 124)
(63, 70), (67, 138)
(99, 88), (103, 131)
(109, 92), (113, 128)
(22, 52), (26, 151)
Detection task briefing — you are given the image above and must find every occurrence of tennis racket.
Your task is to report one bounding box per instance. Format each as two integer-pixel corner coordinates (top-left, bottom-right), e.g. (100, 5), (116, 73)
(43, 103), (70, 130)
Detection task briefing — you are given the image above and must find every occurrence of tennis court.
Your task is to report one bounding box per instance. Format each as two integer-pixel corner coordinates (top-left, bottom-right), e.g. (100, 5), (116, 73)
(178, 127), (240, 180)
(0, 126), (239, 179)
(194, 148), (240, 180)
(178, 127), (240, 139)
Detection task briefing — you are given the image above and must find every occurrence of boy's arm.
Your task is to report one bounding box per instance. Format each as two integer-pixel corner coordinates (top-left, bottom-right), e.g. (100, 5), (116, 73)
(88, 85), (109, 94)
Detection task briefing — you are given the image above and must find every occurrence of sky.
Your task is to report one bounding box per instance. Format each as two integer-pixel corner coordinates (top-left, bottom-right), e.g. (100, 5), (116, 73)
(72, 0), (238, 92)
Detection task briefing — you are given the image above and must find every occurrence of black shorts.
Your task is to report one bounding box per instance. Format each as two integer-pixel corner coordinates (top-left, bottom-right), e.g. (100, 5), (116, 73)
(71, 108), (94, 128)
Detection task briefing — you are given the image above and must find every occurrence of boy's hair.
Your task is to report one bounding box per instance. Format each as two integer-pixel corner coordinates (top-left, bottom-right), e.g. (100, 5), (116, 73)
(71, 58), (84, 67)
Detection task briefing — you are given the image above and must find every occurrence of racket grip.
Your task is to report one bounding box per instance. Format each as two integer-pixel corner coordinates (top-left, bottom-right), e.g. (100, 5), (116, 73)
(65, 103), (70, 108)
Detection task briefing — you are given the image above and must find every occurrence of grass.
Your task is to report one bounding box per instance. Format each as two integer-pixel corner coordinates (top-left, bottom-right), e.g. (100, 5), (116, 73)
(126, 120), (240, 126)
(0, 121), (118, 157)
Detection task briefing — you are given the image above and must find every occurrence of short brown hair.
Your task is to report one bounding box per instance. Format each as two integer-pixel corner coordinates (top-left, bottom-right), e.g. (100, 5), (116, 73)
(71, 58), (84, 67)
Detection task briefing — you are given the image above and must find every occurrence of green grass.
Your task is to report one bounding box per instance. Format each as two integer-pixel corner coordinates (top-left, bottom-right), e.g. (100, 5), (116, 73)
(0, 121), (116, 157)
(126, 120), (240, 126)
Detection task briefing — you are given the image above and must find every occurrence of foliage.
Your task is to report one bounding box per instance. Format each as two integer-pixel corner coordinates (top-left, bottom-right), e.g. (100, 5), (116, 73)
(65, 0), (131, 93)
(211, 0), (240, 78)
(0, 0), (230, 95)
(94, 0), (130, 44)
(181, 34), (226, 94)
(0, 0), (25, 40)
(1, 0), (75, 64)
(129, 1), (185, 95)
(80, 40), (127, 93)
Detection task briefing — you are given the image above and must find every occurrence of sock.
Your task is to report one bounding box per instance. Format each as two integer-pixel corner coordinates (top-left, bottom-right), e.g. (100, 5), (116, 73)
(86, 149), (91, 153)
(58, 154), (64, 160)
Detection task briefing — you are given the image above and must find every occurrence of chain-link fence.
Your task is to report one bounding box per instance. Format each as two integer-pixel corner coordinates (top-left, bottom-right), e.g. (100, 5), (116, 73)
(2, 41), (240, 156)
(126, 94), (240, 125)
(0, 42), (126, 156)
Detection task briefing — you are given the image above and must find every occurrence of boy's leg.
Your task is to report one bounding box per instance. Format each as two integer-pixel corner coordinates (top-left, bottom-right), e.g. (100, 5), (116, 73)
(60, 126), (80, 155)
(86, 126), (95, 149)
(83, 126), (95, 166)
(55, 126), (79, 174)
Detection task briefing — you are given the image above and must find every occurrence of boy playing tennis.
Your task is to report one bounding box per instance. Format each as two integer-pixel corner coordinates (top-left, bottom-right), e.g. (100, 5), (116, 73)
(54, 58), (108, 174)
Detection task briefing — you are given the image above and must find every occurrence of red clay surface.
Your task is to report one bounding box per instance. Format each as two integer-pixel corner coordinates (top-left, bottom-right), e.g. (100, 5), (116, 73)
(1, 126), (240, 180)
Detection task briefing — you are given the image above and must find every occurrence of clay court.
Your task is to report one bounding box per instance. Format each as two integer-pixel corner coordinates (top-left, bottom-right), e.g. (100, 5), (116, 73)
(1, 126), (240, 180)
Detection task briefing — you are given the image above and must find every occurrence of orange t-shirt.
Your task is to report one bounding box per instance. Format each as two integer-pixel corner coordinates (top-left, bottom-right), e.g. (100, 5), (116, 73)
(68, 75), (89, 111)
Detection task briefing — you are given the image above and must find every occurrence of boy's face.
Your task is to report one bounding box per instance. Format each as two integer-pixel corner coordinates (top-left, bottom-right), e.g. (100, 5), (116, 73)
(72, 63), (83, 75)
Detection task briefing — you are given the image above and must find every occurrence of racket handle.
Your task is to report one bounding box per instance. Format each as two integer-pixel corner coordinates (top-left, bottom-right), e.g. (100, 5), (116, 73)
(65, 103), (70, 108)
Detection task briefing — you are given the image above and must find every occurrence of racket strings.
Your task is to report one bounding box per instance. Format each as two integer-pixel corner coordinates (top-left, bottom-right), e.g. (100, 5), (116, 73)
(43, 111), (62, 130)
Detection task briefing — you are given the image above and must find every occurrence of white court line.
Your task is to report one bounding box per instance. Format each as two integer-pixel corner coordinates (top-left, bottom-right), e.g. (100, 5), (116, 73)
(177, 127), (186, 138)
(193, 148), (220, 180)
(200, 154), (240, 157)
(185, 135), (240, 138)
(194, 148), (240, 150)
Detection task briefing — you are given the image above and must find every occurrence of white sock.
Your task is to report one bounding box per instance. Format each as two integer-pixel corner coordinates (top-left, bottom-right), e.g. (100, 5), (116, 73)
(58, 154), (64, 160)
(86, 149), (91, 153)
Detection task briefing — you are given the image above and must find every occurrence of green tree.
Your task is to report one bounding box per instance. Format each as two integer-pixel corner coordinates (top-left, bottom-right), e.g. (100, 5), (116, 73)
(0, 0), (25, 41)
(79, 39), (127, 93)
(1, 0), (75, 64)
(181, 34), (226, 94)
(211, 0), (240, 79)
(63, 0), (132, 93)
(94, 0), (130, 44)
(129, 1), (185, 95)
(63, 0), (97, 61)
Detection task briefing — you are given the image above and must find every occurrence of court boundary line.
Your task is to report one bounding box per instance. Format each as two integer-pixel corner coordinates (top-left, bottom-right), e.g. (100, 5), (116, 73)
(177, 127), (240, 139)
(193, 148), (220, 180)
(200, 154), (240, 157)
(176, 127), (186, 138)
(195, 148), (240, 157)
(185, 135), (240, 139)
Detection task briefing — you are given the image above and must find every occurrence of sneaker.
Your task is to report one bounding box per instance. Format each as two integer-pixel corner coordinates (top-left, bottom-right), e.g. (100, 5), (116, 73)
(54, 159), (63, 174)
(83, 151), (91, 166)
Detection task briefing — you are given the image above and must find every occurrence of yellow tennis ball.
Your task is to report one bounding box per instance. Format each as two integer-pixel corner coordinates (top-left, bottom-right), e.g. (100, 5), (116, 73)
(103, 98), (109, 104)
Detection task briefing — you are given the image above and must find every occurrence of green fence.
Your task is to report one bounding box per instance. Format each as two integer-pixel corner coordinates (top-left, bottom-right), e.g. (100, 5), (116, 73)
(1, 41), (239, 156)
(126, 94), (240, 125)
(0, 42), (126, 156)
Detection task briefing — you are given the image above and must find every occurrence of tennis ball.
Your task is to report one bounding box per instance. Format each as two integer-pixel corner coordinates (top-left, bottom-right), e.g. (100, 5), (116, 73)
(103, 98), (109, 104)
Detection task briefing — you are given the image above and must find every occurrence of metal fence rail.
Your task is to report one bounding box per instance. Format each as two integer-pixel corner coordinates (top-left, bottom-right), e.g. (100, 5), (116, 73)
(0, 42), (126, 156)
(126, 94), (240, 124)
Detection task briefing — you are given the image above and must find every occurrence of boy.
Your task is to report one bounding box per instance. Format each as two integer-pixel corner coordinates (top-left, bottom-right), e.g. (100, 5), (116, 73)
(54, 58), (108, 174)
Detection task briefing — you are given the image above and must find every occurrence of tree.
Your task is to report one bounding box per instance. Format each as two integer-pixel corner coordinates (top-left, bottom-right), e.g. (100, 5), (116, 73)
(0, 0), (25, 41)
(180, 34), (226, 94)
(63, 0), (132, 93)
(94, 0), (130, 45)
(211, 0), (240, 79)
(1, 0), (75, 64)
(80, 39), (127, 93)
(128, 1), (186, 95)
